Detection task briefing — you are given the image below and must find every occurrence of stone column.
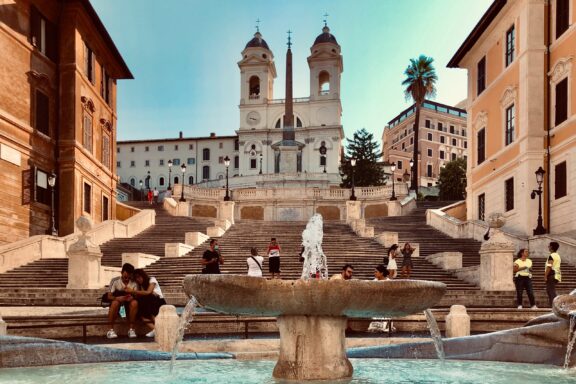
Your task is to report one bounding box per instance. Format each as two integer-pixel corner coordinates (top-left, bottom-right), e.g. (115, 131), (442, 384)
(445, 305), (470, 338)
(218, 201), (235, 224)
(67, 216), (104, 289)
(155, 305), (181, 352)
(273, 315), (353, 381)
(345, 201), (361, 224)
(479, 213), (515, 291)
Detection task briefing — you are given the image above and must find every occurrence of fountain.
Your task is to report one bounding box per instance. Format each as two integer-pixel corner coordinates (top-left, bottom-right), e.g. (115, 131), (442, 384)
(183, 214), (446, 380)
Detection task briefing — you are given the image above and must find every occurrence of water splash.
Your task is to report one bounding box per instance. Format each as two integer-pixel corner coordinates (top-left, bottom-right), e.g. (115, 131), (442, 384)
(169, 296), (198, 373)
(563, 311), (576, 369)
(424, 309), (445, 360)
(300, 214), (328, 280)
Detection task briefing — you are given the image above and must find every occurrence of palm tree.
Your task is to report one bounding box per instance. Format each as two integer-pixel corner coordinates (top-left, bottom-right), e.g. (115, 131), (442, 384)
(402, 55), (438, 192)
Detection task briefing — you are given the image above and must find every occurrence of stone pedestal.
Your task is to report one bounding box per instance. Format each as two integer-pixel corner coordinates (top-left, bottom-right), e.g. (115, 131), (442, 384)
(155, 305), (180, 352)
(218, 201), (235, 224)
(0, 316), (6, 335)
(479, 229), (515, 291)
(445, 305), (470, 338)
(67, 216), (104, 289)
(279, 146), (298, 174)
(345, 201), (361, 224)
(387, 200), (401, 216)
(273, 315), (352, 381)
(376, 232), (398, 248)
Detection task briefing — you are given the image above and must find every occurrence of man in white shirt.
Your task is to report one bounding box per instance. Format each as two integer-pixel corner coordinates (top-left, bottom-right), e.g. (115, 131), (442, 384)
(106, 263), (138, 339)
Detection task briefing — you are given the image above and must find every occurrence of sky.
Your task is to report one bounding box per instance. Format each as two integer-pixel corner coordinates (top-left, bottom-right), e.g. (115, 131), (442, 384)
(91, 0), (493, 142)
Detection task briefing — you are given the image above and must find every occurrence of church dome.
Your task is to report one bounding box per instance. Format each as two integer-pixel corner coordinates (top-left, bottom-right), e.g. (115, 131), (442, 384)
(245, 32), (270, 50)
(313, 26), (338, 46)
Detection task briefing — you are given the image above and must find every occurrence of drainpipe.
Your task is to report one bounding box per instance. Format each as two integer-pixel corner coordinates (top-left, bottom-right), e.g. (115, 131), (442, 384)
(545, 1), (551, 233)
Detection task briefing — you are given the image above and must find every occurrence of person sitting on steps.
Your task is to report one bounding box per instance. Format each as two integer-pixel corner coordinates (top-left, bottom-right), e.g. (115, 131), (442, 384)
(106, 263), (139, 339)
(126, 269), (167, 338)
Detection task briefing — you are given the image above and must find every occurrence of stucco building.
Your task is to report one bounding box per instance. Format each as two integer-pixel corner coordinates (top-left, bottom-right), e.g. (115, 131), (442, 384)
(0, 0), (132, 244)
(448, 0), (575, 236)
(382, 100), (468, 189)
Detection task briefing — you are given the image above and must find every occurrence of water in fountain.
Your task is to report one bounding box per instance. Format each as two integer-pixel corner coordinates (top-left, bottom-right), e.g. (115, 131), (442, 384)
(169, 296), (198, 372)
(563, 311), (576, 369)
(300, 213), (329, 280)
(424, 309), (445, 360)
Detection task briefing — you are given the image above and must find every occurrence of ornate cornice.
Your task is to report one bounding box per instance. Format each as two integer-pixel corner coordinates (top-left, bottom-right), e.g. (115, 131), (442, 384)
(549, 56), (573, 84)
(499, 85), (517, 108)
(473, 110), (488, 131)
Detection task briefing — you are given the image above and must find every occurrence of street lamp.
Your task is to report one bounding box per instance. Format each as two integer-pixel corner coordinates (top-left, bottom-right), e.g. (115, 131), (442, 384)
(350, 158), (357, 201)
(139, 180), (143, 201)
(409, 158), (415, 192)
(319, 143), (327, 173)
(390, 162), (397, 201)
(259, 153), (263, 174)
(179, 164), (187, 202)
(47, 172), (57, 236)
(224, 156), (231, 201)
(531, 166), (546, 235)
(167, 159), (173, 190)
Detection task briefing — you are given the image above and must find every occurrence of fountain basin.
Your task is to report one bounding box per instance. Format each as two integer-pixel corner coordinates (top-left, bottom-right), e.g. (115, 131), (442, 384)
(183, 275), (446, 380)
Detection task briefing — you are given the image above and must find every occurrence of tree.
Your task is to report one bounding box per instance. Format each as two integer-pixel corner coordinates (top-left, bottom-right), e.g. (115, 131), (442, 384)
(437, 158), (467, 200)
(401, 55), (438, 192)
(340, 128), (386, 187)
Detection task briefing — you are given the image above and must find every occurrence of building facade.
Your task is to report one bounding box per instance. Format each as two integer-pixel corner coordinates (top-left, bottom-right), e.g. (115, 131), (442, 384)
(382, 100), (468, 189)
(0, 0), (132, 244)
(448, 0), (575, 236)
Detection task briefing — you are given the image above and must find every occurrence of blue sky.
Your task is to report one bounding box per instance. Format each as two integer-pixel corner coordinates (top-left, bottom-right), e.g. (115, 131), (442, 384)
(92, 0), (493, 141)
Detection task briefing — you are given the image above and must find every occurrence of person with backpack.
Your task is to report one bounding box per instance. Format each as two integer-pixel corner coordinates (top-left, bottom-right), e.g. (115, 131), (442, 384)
(247, 247), (264, 277)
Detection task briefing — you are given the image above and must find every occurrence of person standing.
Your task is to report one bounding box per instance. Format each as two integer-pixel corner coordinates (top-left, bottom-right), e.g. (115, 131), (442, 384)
(400, 242), (416, 279)
(153, 188), (159, 204)
(386, 244), (399, 279)
(247, 247), (264, 277)
(201, 239), (223, 274)
(267, 237), (281, 279)
(545, 241), (562, 307)
(147, 189), (153, 205)
(513, 249), (536, 309)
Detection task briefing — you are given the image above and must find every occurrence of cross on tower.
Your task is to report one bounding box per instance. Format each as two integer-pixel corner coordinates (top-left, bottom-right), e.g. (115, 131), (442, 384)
(255, 18), (260, 33)
(287, 30), (292, 49)
(323, 12), (329, 27)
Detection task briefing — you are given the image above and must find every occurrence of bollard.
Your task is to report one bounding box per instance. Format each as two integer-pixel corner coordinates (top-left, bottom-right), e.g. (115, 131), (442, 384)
(155, 305), (181, 352)
(445, 304), (470, 338)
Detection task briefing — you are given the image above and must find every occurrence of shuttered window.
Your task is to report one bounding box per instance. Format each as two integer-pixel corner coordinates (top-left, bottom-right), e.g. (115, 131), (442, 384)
(555, 78), (568, 126)
(505, 104), (515, 146)
(477, 128), (486, 164)
(505, 177), (514, 211)
(477, 57), (486, 95)
(555, 161), (567, 199)
(35, 90), (49, 136)
(478, 193), (485, 221)
(556, 0), (570, 38)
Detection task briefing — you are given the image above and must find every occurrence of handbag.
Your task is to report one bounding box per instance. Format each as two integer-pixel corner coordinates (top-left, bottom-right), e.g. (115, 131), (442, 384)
(249, 256), (262, 272)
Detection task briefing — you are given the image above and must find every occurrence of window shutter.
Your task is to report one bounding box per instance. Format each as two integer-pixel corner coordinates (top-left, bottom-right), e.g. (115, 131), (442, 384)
(555, 78), (568, 126)
(555, 161), (567, 199)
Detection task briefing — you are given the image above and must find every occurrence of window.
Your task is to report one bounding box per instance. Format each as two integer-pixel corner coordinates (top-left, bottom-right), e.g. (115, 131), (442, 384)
(202, 166), (210, 180)
(203, 148), (210, 161)
(187, 158), (195, 165)
(145, 146), (149, 152)
(296, 117), (303, 128)
(401, 142), (405, 150)
(555, 161), (567, 199)
(451, 153), (457, 161)
(83, 112), (92, 152)
(130, 147), (134, 152)
(189, 144), (194, 150)
(477, 128), (486, 164)
(505, 104), (515, 145)
(34, 168), (50, 205)
(158, 145), (164, 151)
(438, 122), (443, 131)
(145, 160), (150, 167)
(320, 155), (326, 166)
(83, 182), (91, 213)
(117, 161), (121, 168)
(556, 0), (570, 38)
(219, 156), (224, 164)
(83, 42), (95, 84)
(440, 136), (445, 144)
(130, 178), (135, 186)
(452, 138), (457, 146)
(101, 67), (111, 104)
(102, 196), (109, 221)
(450, 125), (455, 134)
(427, 164), (433, 177)
(219, 142), (223, 149)
(159, 159), (164, 166)
(410, 137), (414, 144)
(117, 147), (120, 153)
(477, 57), (486, 95)
(188, 176), (194, 184)
(159, 177), (165, 186)
(462, 129), (467, 136)
(30, 7), (57, 61)
(102, 135), (110, 169)
(440, 150), (445, 160)
(319, 70), (330, 95)
(35, 90), (49, 136)
(174, 145), (178, 151)
(234, 140), (239, 151)
(130, 161), (135, 167)
(172, 159), (180, 166)
(464, 141), (468, 149)
(505, 25), (515, 66)
(397, 161), (403, 170)
(478, 193), (485, 221)
(249, 75), (260, 98)
(427, 148), (433, 157)
(505, 177), (514, 211)
(234, 155), (239, 169)
(427, 133), (433, 141)
(425, 119), (431, 128)
(174, 176), (179, 184)
(250, 158), (257, 169)
(555, 78), (568, 126)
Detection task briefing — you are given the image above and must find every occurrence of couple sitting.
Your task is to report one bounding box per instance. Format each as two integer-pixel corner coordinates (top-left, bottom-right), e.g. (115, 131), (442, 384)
(106, 263), (166, 339)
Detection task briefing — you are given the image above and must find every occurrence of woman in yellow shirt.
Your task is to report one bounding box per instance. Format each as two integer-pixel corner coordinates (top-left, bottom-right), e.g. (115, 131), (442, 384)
(513, 248), (537, 309)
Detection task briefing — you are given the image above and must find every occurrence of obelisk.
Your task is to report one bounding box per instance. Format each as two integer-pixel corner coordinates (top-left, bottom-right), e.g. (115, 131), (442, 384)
(279, 30), (298, 173)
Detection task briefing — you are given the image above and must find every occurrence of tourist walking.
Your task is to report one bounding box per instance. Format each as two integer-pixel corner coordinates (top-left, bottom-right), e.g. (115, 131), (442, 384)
(201, 239), (223, 274)
(513, 249), (536, 309)
(385, 244), (399, 279)
(545, 241), (562, 307)
(247, 247), (264, 277)
(400, 242), (416, 279)
(127, 269), (167, 337)
(330, 264), (354, 280)
(105, 263), (138, 339)
(267, 237), (281, 279)
(147, 189), (153, 205)
(153, 187), (159, 204)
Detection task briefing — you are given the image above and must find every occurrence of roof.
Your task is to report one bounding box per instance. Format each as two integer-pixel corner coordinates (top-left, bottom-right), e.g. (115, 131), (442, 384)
(245, 32), (270, 50)
(118, 135), (238, 145)
(386, 99), (467, 127)
(447, 0), (507, 68)
(313, 26), (338, 46)
(78, 0), (133, 79)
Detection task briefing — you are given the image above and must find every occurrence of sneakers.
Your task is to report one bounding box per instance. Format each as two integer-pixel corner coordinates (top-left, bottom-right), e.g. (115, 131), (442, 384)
(517, 305), (523, 309)
(531, 305), (538, 309)
(106, 329), (118, 339)
(128, 328), (137, 338)
(145, 330), (156, 338)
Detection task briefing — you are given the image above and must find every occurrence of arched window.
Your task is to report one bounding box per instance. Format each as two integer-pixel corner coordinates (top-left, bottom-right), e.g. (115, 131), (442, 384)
(275, 118), (281, 128)
(159, 177), (165, 186)
(174, 176), (179, 184)
(202, 166), (210, 180)
(130, 178), (135, 186)
(218, 174), (224, 180)
(203, 148), (210, 161)
(275, 116), (304, 128)
(249, 76), (260, 99)
(188, 176), (194, 184)
(296, 117), (303, 128)
(319, 71), (330, 95)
